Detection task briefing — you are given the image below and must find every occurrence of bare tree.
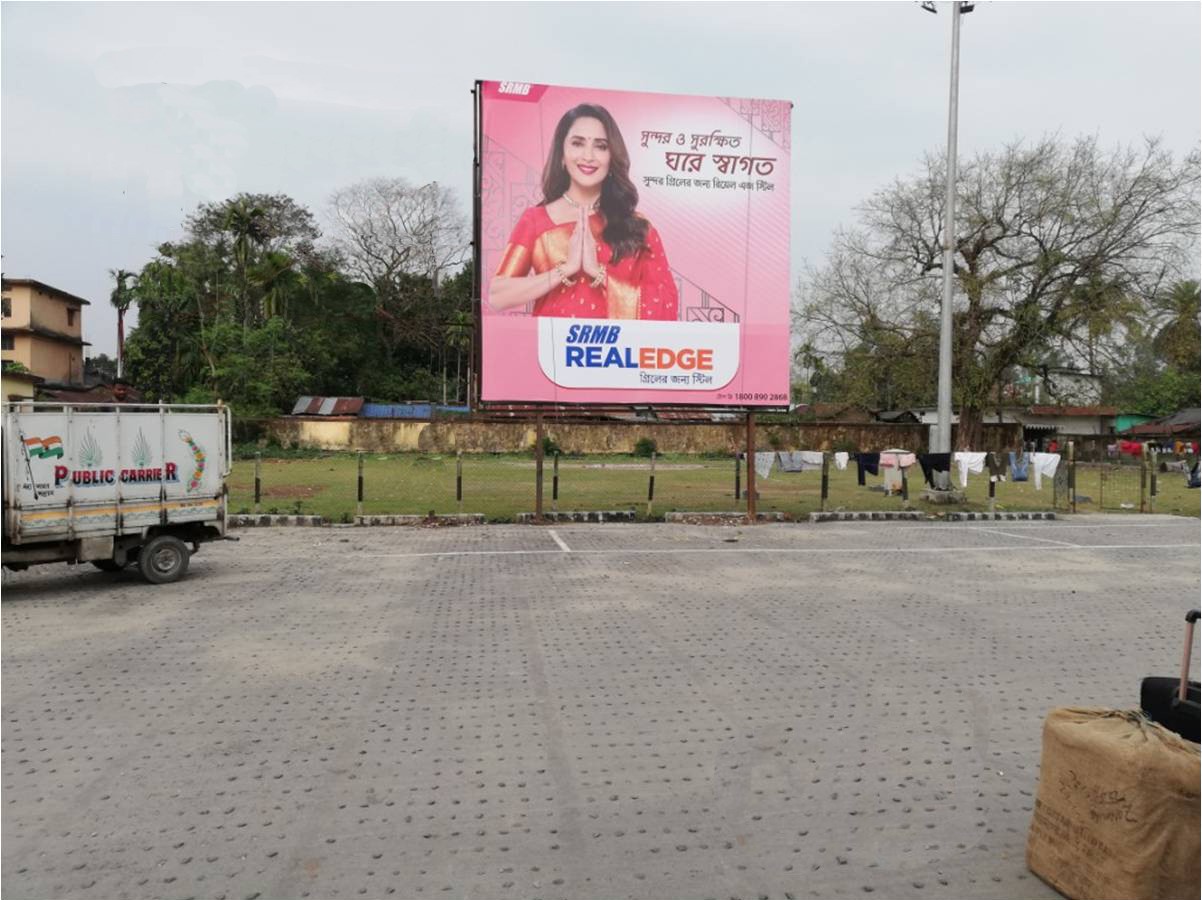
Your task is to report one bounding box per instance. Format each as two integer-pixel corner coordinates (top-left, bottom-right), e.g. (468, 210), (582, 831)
(328, 178), (468, 290)
(796, 135), (1200, 446)
(326, 178), (470, 356)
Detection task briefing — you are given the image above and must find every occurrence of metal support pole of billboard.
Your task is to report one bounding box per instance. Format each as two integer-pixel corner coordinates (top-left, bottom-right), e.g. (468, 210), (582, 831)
(922, 0), (972, 494)
(534, 412), (545, 522)
(746, 411), (757, 522)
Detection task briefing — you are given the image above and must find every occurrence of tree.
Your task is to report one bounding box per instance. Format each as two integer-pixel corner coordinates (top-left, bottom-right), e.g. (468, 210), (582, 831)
(1151, 279), (1201, 374)
(108, 268), (138, 378)
(797, 136), (1200, 447)
(327, 178), (470, 355)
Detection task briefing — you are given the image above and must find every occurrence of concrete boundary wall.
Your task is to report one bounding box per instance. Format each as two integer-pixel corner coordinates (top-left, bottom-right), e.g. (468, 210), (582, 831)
(265, 417), (1024, 454)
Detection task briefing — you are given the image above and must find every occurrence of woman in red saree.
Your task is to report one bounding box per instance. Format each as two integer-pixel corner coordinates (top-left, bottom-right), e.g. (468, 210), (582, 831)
(488, 104), (678, 321)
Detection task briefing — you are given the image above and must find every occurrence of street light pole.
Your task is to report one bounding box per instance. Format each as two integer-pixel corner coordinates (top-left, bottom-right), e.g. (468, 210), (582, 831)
(923, 0), (972, 491)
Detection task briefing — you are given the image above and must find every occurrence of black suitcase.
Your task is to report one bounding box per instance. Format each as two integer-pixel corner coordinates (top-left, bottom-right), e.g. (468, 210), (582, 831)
(1140, 608), (1200, 743)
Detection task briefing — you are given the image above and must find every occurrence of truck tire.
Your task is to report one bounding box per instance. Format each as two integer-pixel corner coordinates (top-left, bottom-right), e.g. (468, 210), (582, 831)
(91, 559), (125, 572)
(138, 535), (191, 584)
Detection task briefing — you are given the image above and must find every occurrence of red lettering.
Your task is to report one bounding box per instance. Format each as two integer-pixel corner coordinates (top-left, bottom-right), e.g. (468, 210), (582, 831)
(165, 463), (176, 481)
(639, 347), (655, 369)
(697, 349), (713, 371)
(656, 348), (675, 369)
(54, 465), (68, 486)
(677, 349), (696, 370)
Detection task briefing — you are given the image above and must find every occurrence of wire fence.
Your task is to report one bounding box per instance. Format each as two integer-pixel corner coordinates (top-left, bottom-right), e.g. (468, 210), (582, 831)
(227, 440), (1201, 522)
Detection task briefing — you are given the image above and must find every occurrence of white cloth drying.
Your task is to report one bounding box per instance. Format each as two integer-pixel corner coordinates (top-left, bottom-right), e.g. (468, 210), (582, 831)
(834, 452), (849, 471)
(953, 452), (988, 488)
(754, 451), (775, 480)
(799, 451), (825, 471)
(1030, 452), (1060, 491)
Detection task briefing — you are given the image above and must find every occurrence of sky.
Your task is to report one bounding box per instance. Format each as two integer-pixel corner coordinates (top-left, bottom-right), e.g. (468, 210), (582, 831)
(2, 1), (1199, 357)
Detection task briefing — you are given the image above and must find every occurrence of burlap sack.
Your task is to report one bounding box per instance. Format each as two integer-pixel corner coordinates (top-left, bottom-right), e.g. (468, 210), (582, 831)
(1027, 707), (1200, 900)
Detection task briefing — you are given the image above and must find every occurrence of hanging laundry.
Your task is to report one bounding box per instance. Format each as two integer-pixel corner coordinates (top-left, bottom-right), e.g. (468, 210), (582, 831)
(1030, 452), (1061, 491)
(776, 451), (804, 472)
(953, 452), (988, 488)
(754, 452), (775, 480)
(880, 452), (918, 469)
(986, 452), (1009, 482)
(1119, 440), (1143, 457)
(855, 452), (881, 486)
(833, 452), (850, 471)
(917, 453), (951, 487)
(1009, 451), (1029, 482)
(799, 451), (825, 471)
(1106, 444), (1118, 458)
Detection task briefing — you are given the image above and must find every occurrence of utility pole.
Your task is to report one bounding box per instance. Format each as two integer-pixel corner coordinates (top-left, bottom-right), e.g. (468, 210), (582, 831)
(923, 0), (973, 492)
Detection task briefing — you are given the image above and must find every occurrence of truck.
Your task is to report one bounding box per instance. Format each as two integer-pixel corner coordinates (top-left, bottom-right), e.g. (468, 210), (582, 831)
(3, 401), (232, 583)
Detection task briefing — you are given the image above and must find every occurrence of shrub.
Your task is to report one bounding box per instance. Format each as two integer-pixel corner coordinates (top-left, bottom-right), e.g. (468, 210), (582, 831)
(541, 435), (561, 456)
(633, 437), (658, 458)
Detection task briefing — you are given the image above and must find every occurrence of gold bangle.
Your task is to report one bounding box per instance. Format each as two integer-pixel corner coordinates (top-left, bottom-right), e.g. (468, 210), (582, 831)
(590, 264), (606, 289)
(554, 261), (575, 287)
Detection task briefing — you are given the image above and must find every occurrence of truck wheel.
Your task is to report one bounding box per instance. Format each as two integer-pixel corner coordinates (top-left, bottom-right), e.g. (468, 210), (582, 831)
(91, 559), (125, 572)
(138, 535), (191, 584)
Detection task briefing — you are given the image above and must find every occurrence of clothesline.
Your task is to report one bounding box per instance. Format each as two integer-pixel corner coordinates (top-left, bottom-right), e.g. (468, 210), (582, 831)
(753, 449), (1063, 491)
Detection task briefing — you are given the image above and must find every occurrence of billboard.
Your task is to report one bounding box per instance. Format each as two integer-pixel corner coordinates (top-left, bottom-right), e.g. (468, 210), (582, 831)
(478, 80), (791, 406)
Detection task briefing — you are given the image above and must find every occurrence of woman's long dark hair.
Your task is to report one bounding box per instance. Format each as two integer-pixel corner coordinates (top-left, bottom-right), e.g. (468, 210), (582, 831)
(540, 103), (649, 264)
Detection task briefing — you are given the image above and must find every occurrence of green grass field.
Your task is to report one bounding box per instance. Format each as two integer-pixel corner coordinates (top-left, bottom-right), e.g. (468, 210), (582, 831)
(227, 453), (1202, 521)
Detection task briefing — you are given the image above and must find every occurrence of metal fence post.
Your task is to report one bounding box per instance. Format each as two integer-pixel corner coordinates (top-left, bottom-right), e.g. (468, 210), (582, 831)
(746, 411), (757, 521)
(820, 452), (830, 512)
(534, 412), (545, 522)
(457, 450), (463, 515)
(1139, 443), (1148, 513)
(254, 452), (262, 514)
(357, 451), (364, 519)
(646, 450), (656, 518)
(552, 451), (560, 513)
(1150, 448), (1158, 512)
(734, 451), (742, 502)
(1068, 441), (1077, 514)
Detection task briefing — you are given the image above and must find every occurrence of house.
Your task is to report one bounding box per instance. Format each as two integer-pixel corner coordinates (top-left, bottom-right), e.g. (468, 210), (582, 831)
(1, 362), (44, 401)
(876, 404), (1118, 439)
(1, 278), (91, 385)
(1125, 408), (1201, 441)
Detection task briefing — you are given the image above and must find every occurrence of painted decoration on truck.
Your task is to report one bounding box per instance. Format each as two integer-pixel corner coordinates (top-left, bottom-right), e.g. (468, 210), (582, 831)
(132, 429), (152, 467)
(23, 435), (64, 459)
(80, 428), (103, 468)
(178, 430), (207, 492)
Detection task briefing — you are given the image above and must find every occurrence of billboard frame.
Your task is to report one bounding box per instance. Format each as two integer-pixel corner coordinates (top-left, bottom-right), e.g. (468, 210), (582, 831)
(469, 80), (789, 418)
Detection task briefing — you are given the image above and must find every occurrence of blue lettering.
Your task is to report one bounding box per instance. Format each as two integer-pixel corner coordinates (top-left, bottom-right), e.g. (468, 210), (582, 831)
(604, 326), (621, 344)
(584, 346), (602, 367)
(603, 346), (626, 368)
(566, 324), (582, 344)
(565, 345), (584, 366)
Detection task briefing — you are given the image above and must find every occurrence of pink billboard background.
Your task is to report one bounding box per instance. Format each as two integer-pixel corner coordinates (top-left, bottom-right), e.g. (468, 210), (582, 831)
(479, 80), (791, 406)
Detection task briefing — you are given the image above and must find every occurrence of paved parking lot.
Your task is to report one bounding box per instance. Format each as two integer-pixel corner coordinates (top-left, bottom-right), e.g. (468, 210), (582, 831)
(3, 515), (1199, 900)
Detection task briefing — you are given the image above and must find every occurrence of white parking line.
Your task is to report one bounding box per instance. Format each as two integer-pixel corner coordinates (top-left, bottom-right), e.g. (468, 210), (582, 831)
(548, 529), (572, 552)
(973, 527), (1082, 547)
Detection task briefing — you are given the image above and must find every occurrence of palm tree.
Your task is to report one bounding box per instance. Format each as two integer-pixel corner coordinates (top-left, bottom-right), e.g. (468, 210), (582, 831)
(251, 250), (297, 320)
(221, 198), (269, 327)
(1152, 279), (1201, 373)
(108, 268), (138, 379)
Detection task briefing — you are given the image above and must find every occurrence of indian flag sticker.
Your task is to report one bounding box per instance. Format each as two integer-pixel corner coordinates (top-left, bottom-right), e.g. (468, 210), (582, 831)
(24, 436), (64, 459)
